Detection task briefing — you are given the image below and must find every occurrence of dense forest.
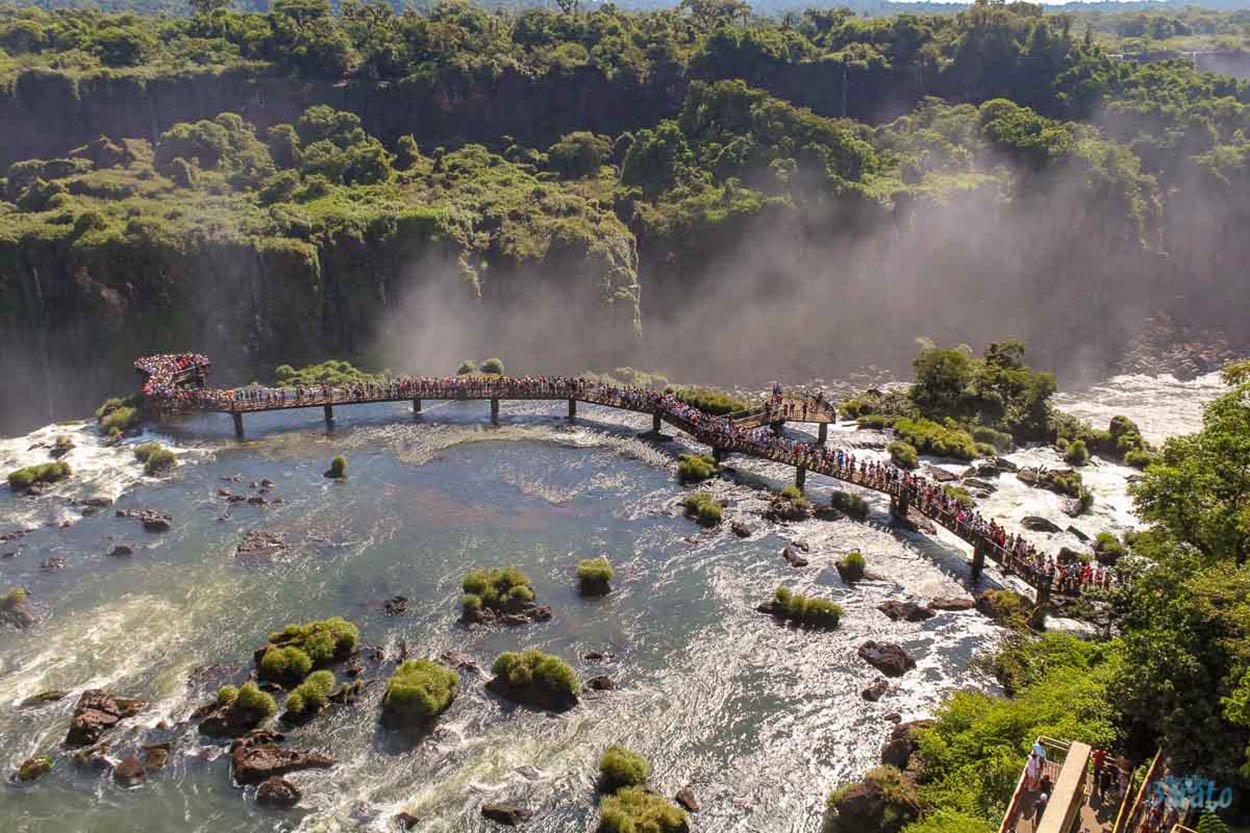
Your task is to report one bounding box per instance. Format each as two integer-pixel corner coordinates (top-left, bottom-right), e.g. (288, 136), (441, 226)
(3, 0), (1250, 429)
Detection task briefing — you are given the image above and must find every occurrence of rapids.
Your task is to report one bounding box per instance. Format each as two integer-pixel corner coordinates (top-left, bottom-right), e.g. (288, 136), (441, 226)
(0, 372), (1225, 832)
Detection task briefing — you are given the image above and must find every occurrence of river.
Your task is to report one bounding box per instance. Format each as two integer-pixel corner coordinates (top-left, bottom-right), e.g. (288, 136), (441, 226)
(0, 371), (1226, 832)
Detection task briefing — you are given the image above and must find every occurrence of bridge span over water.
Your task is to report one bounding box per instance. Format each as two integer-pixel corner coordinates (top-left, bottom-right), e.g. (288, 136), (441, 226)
(135, 353), (1096, 607)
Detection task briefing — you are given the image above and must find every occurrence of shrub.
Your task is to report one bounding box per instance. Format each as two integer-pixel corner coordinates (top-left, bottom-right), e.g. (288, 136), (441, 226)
(837, 551), (866, 582)
(942, 484), (976, 508)
(888, 440), (919, 469)
(823, 766), (918, 833)
(8, 461), (71, 490)
(1124, 448), (1153, 469)
(267, 617), (359, 666)
(98, 401), (141, 437)
(216, 685), (239, 706)
(285, 669), (336, 719)
(857, 413), (896, 430)
(456, 360), (476, 375)
(1094, 532), (1127, 561)
(892, 418), (977, 461)
(682, 492), (723, 526)
(977, 589), (1030, 626)
(17, 755), (53, 783)
(383, 660), (459, 725)
(577, 557), (615, 596)
(480, 357), (505, 375)
(1063, 439), (1090, 466)
(772, 587), (843, 628)
(134, 442), (176, 475)
(599, 786), (687, 833)
(461, 566), (535, 613)
(672, 387), (748, 415)
(599, 745), (651, 793)
(326, 455), (347, 479)
(231, 682), (278, 721)
(492, 650), (578, 696)
(829, 490), (869, 521)
(677, 453), (717, 483)
(258, 646), (313, 685)
(972, 425), (1014, 452)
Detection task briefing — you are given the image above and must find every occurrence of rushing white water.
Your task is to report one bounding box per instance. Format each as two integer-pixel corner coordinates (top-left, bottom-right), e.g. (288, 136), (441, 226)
(0, 371), (1229, 832)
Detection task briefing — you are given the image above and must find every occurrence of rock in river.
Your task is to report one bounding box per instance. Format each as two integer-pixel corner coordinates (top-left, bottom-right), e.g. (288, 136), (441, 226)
(256, 776), (302, 808)
(113, 755), (146, 787)
(482, 803), (534, 826)
(877, 600), (934, 623)
(857, 641), (916, 678)
(65, 690), (147, 747)
(675, 787), (700, 812)
(140, 511), (173, 532)
(861, 678), (889, 702)
(1021, 516), (1061, 533)
(230, 730), (334, 785)
(235, 529), (287, 558)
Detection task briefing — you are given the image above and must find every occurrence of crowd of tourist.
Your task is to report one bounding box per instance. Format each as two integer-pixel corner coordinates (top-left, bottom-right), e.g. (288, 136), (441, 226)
(136, 354), (1114, 597)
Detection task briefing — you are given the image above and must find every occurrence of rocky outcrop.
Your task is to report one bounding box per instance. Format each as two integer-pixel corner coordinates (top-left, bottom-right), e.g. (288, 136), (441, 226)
(113, 754), (146, 787)
(235, 530), (287, 558)
(14, 755), (53, 783)
(196, 700), (268, 739)
(485, 675), (578, 713)
(1, 589), (35, 629)
(256, 776), (302, 807)
(857, 642), (916, 678)
(585, 675), (615, 691)
(463, 602), (552, 627)
(140, 511), (173, 532)
(823, 766), (921, 833)
(230, 730), (334, 785)
(481, 803), (533, 826)
(861, 679), (889, 702)
(926, 597), (976, 612)
(65, 690), (147, 747)
(731, 521), (754, 538)
(782, 545), (809, 567)
(877, 601), (934, 622)
(675, 787), (700, 812)
(106, 544), (134, 557)
(880, 720), (934, 772)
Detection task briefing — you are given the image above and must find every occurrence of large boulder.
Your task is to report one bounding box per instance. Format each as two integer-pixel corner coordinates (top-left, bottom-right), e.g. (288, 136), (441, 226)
(823, 766), (921, 833)
(1020, 516), (1061, 533)
(877, 601), (934, 623)
(675, 787), (700, 813)
(1, 588), (35, 629)
(65, 690), (147, 747)
(880, 720), (935, 772)
(256, 776), (302, 808)
(113, 755), (146, 787)
(140, 511), (173, 532)
(230, 730), (334, 785)
(857, 642), (916, 678)
(861, 679), (889, 702)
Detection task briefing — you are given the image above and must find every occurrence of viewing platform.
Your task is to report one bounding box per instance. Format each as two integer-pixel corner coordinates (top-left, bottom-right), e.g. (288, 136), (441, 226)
(999, 738), (1119, 833)
(134, 353), (1111, 605)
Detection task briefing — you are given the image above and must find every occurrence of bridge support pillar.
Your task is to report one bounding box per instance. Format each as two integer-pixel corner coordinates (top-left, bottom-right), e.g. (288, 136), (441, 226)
(795, 465), (807, 491)
(971, 541), (986, 581)
(324, 404), (334, 427)
(232, 412), (244, 439)
(1031, 582), (1052, 630)
(490, 397), (500, 424)
(817, 422), (828, 445)
(889, 491), (911, 523)
(568, 398), (577, 420)
(652, 413), (662, 434)
(413, 398), (421, 416)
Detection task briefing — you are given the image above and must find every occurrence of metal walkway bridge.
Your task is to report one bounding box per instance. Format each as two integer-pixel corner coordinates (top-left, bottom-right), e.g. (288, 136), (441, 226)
(135, 353), (1090, 605)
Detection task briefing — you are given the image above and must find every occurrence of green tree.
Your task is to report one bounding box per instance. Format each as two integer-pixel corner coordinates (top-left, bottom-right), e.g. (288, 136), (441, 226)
(547, 131), (612, 178)
(911, 347), (974, 416)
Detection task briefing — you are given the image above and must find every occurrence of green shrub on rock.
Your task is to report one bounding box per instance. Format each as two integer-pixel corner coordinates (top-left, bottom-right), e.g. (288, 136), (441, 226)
(888, 441), (919, 470)
(285, 669), (336, 720)
(577, 557), (615, 596)
(971, 425), (1014, 452)
(837, 551), (867, 582)
(383, 659), (459, 726)
(488, 649), (579, 710)
(771, 587), (843, 628)
(17, 754), (53, 783)
(456, 360), (477, 375)
(682, 492), (723, 526)
(258, 646), (313, 685)
(829, 490), (869, 521)
(822, 765), (919, 833)
(8, 461), (71, 490)
(326, 455), (347, 479)
(1063, 438), (1090, 466)
(677, 453), (717, 483)
(599, 786), (688, 833)
(672, 387), (748, 415)
(942, 484), (976, 509)
(598, 744), (651, 792)
(461, 566), (535, 614)
(892, 418), (977, 461)
(480, 357), (505, 375)
(266, 617), (359, 666)
(134, 442), (176, 475)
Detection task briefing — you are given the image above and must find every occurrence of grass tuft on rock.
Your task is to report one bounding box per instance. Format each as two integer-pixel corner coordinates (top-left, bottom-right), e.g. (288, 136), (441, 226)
(326, 455), (347, 479)
(577, 557), (615, 596)
(490, 649), (579, 707)
(772, 587), (843, 628)
(598, 744), (651, 793)
(682, 491), (723, 526)
(837, 551), (867, 582)
(599, 786), (688, 833)
(829, 490), (869, 521)
(461, 566), (535, 614)
(285, 669), (336, 720)
(266, 617), (359, 666)
(888, 440), (919, 470)
(134, 441), (176, 475)
(258, 646), (313, 685)
(8, 461), (71, 490)
(383, 659), (459, 725)
(677, 453), (717, 484)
